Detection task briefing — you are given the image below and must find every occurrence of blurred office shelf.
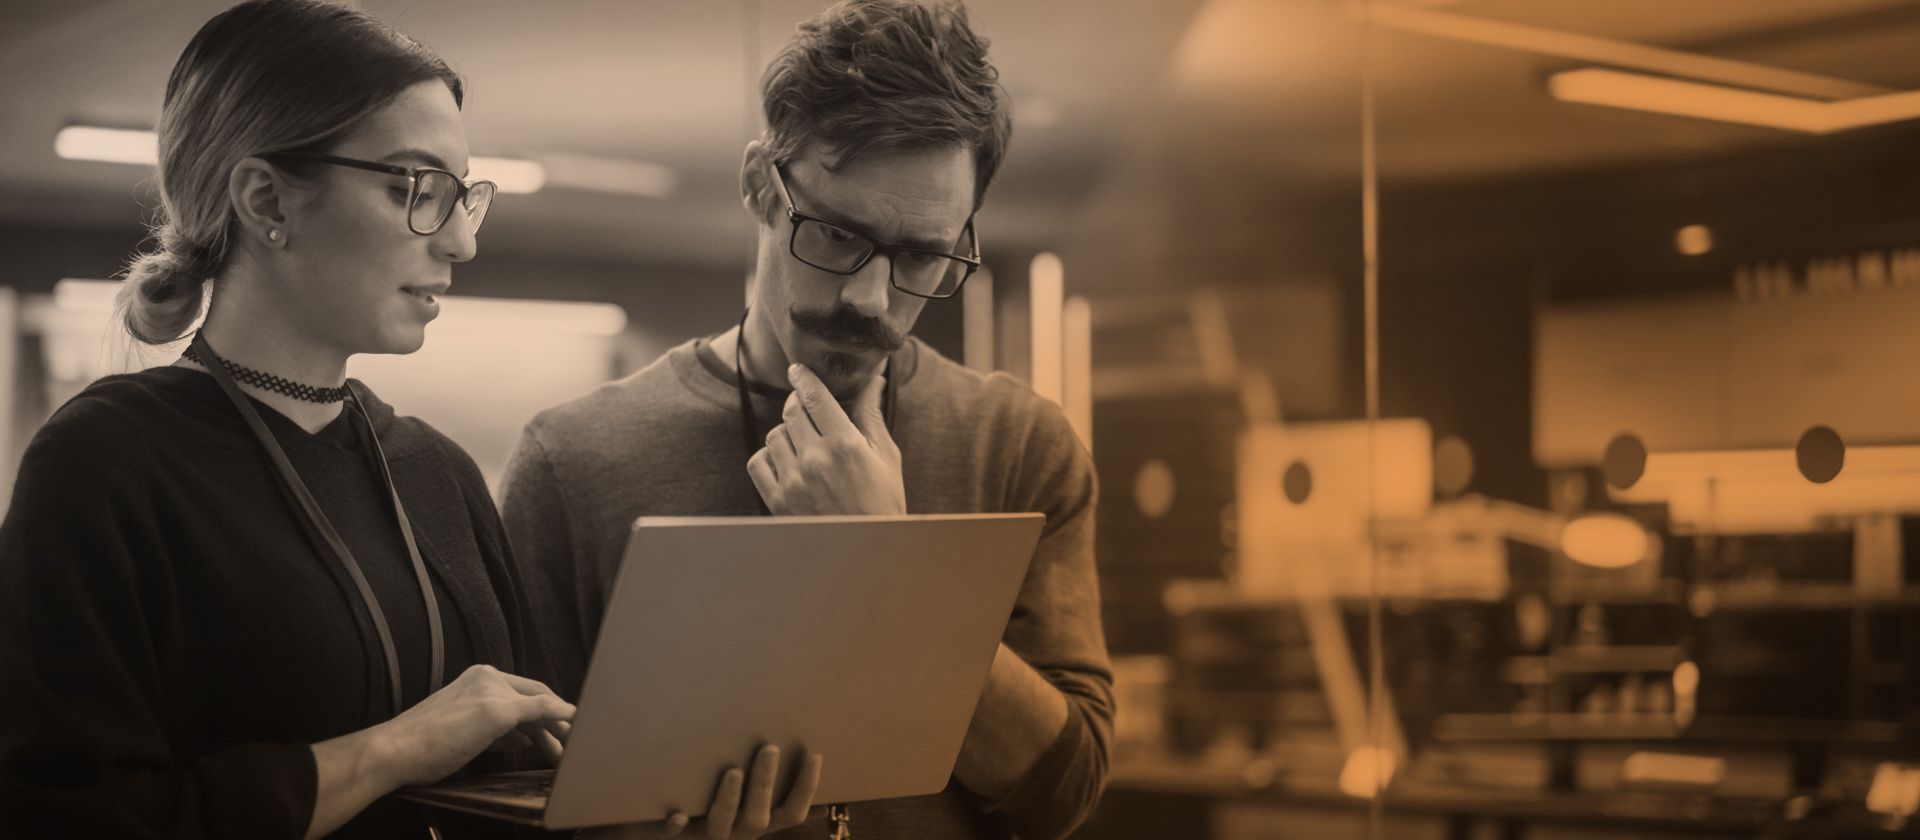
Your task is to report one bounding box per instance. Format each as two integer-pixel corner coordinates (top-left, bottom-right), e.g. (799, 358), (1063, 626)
(1694, 583), (1920, 610)
(1432, 712), (1678, 741)
(1095, 737), (1920, 837)
(1550, 581), (1920, 608)
(1547, 579), (1686, 604)
(1512, 644), (1686, 676)
(1092, 753), (1918, 838)
(1429, 713), (1906, 745)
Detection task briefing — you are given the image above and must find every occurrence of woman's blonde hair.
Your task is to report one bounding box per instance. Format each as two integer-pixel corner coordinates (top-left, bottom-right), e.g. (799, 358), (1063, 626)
(117, 0), (462, 344)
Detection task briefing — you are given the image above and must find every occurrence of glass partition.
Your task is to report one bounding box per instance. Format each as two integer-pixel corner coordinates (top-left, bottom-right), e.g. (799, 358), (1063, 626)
(1370, 4), (1920, 838)
(1044, 1), (1393, 837)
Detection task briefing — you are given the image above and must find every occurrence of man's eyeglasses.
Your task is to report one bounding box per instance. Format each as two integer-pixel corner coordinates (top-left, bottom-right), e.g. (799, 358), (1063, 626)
(265, 151), (496, 236)
(771, 162), (981, 300)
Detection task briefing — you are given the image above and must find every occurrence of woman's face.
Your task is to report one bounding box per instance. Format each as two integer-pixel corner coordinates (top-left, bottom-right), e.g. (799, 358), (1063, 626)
(276, 80), (477, 356)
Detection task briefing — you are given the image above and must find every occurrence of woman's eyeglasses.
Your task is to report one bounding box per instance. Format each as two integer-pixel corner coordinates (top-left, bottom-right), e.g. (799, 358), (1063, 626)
(265, 151), (496, 236)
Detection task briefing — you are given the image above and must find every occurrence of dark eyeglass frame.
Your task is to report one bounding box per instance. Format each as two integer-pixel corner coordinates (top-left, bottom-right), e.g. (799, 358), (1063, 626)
(771, 161), (982, 300)
(263, 151), (496, 236)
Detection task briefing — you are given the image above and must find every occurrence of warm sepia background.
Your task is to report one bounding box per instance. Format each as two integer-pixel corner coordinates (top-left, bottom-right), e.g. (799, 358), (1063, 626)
(5, 1), (1920, 837)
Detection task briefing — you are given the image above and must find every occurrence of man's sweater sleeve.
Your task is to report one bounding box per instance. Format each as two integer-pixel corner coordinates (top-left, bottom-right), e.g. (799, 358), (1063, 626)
(497, 423), (595, 703)
(981, 395), (1115, 840)
(0, 401), (318, 839)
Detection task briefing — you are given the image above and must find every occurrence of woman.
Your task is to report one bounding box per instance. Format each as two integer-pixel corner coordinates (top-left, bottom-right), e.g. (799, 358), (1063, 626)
(0, 2), (816, 838)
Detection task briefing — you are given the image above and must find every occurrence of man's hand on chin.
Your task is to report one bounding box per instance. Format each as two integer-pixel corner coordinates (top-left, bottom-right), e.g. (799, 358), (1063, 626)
(746, 364), (906, 515)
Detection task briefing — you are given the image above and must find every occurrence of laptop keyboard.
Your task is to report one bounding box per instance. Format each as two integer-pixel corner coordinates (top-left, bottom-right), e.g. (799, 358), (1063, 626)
(452, 776), (554, 797)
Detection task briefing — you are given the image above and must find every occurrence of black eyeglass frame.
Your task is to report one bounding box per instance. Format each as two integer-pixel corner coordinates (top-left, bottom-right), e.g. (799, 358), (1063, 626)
(770, 161), (983, 300)
(263, 151), (496, 236)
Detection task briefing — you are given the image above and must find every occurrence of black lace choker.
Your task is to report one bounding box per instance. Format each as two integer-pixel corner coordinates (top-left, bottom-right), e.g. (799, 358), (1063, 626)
(181, 342), (351, 404)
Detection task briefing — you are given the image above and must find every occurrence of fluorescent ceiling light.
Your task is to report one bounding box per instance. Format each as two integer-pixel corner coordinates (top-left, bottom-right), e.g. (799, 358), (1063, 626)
(54, 125), (157, 165)
(1549, 68), (1920, 135)
(1174, 0), (1356, 95)
(538, 153), (677, 199)
(1366, 3), (1889, 101)
(435, 295), (627, 337)
(1361, 4), (1920, 135)
(55, 125), (548, 193)
(469, 156), (545, 194)
(57, 278), (626, 338)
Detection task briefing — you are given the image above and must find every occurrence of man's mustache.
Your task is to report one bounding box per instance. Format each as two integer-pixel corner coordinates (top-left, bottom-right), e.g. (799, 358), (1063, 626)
(790, 307), (903, 352)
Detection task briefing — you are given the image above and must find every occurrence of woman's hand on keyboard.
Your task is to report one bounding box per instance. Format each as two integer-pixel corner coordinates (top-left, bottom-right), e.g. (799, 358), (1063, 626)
(370, 664), (576, 787)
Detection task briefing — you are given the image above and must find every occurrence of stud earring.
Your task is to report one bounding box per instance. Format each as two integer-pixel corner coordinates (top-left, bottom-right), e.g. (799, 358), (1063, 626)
(268, 229), (283, 243)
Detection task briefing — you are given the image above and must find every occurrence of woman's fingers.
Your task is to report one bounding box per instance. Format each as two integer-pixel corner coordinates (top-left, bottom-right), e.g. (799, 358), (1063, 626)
(523, 723), (565, 765)
(516, 691), (576, 723)
(512, 717), (569, 745)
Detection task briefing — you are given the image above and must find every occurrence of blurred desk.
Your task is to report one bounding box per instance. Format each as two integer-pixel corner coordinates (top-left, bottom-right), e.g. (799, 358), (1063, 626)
(1077, 754), (1915, 840)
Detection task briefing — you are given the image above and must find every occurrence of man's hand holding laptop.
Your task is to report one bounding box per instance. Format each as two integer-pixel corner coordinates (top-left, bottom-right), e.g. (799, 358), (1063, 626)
(579, 745), (824, 839)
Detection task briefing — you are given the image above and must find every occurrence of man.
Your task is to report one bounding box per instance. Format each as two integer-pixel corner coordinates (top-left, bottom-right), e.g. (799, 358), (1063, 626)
(499, 2), (1112, 837)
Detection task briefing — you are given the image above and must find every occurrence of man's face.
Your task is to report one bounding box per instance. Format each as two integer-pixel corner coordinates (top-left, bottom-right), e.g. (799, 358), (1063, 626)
(751, 144), (976, 397)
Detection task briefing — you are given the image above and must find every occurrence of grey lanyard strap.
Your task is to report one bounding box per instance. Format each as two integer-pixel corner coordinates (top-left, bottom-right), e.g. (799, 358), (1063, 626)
(192, 333), (444, 717)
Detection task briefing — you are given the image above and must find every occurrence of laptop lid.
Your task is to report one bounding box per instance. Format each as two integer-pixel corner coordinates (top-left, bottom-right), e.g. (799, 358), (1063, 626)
(542, 513), (1042, 829)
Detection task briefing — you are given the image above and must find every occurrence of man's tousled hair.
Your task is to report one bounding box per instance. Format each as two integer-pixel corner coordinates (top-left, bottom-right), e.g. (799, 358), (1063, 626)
(760, 0), (1011, 205)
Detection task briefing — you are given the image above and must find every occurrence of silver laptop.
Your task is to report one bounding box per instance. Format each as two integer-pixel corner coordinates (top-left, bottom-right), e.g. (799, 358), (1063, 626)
(400, 513), (1043, 829)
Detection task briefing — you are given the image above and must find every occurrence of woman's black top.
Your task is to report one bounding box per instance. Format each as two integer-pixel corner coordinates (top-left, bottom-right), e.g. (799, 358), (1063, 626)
(0, 367), (550, 838)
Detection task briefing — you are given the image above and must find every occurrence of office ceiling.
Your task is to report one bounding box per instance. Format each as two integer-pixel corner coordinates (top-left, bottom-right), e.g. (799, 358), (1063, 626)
(4, 0), (1920, 269)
